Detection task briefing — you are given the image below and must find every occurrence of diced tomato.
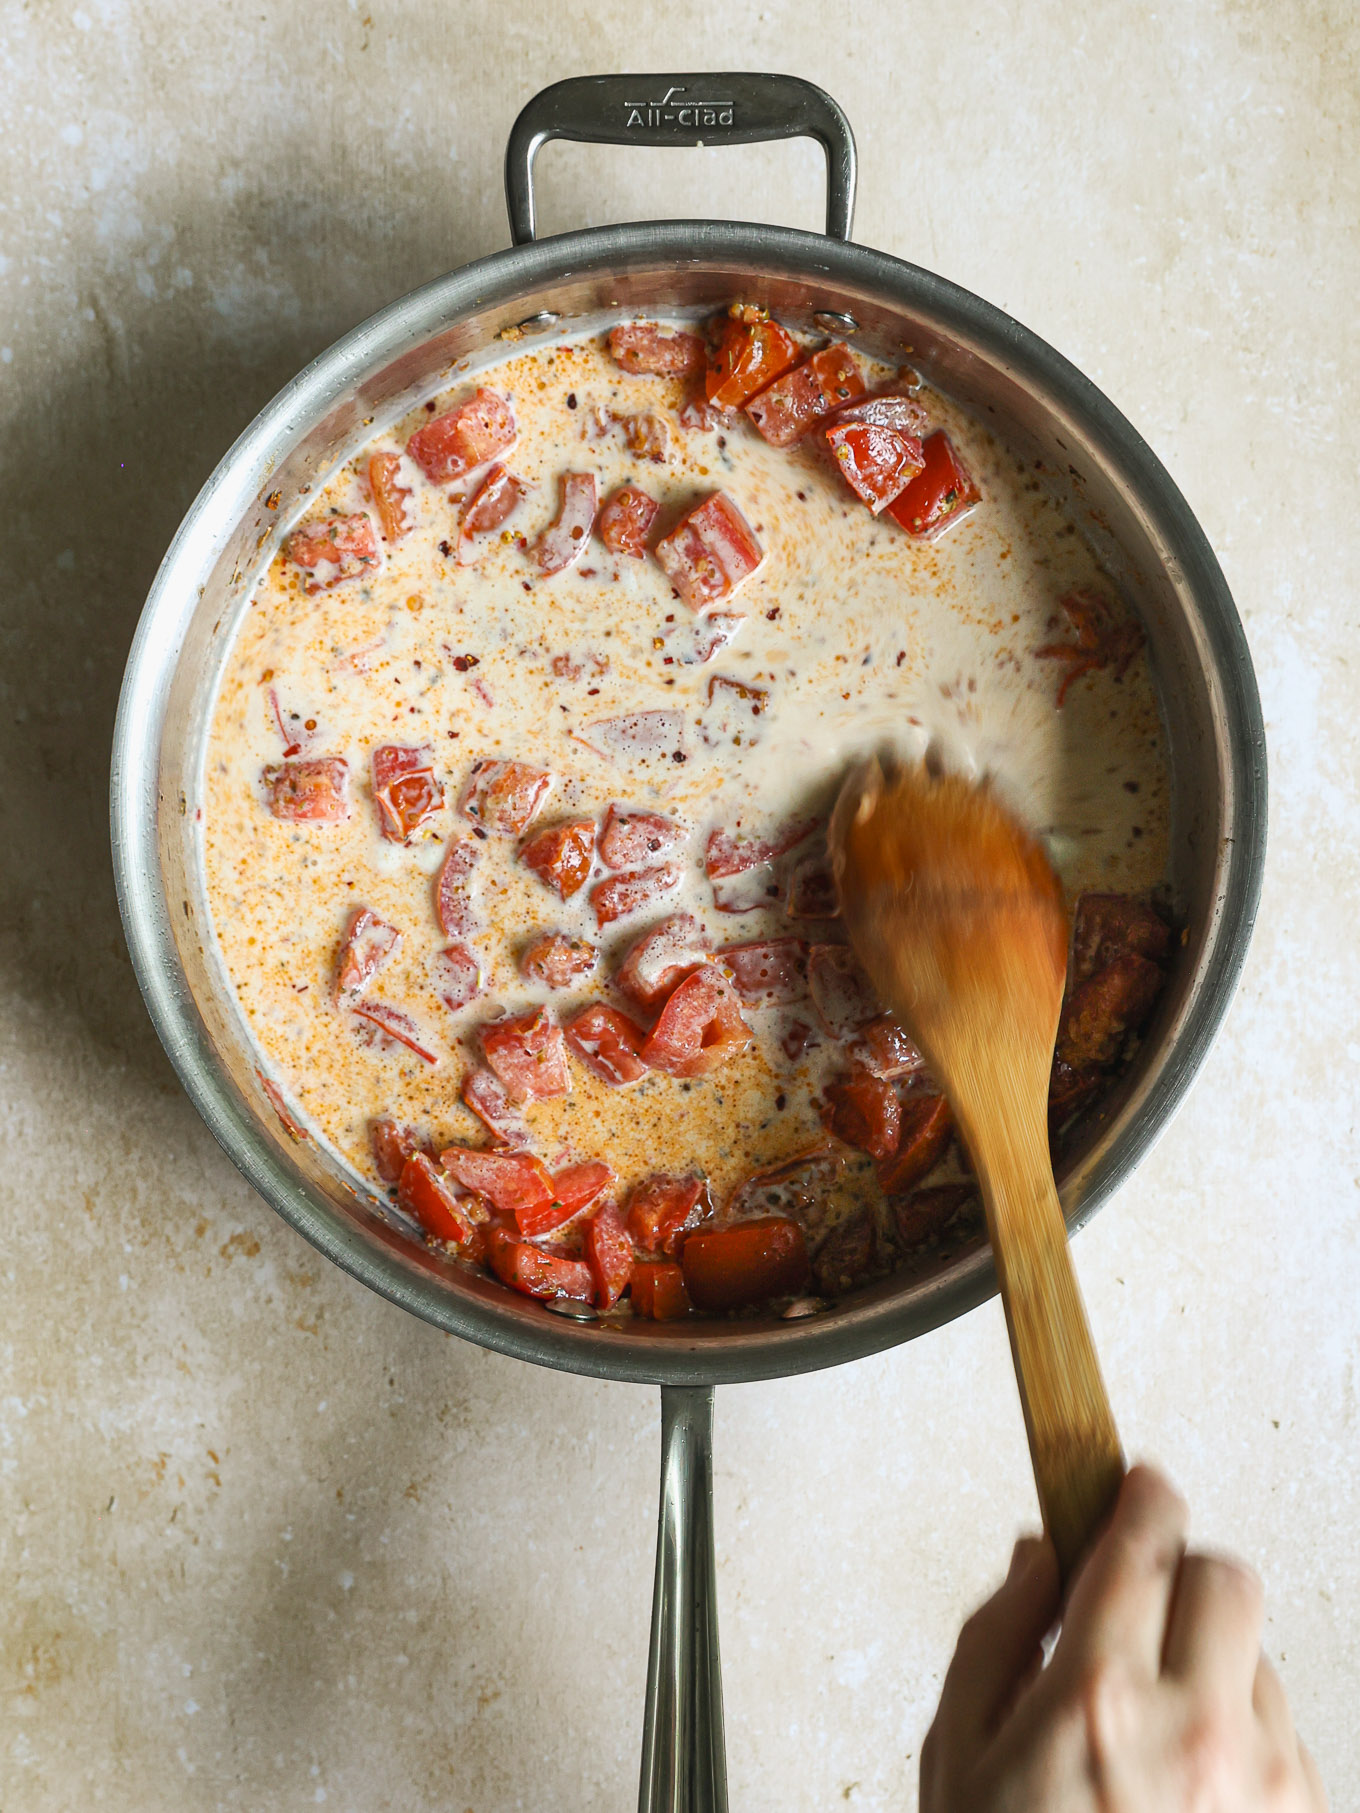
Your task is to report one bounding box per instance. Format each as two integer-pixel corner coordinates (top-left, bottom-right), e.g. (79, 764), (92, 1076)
(434, 940), (481, 1011)
(719, 938), (809, 1007)
(371, 1116), (421, 1184)
(484, 1222), (594, 1302)
(435, 836), (482, 937)
(825, 1073), (901, 1161)
(618, 412), (671, 462)
(598, 804), (684, 870)
(877, 1094), (952, 1196)
(885, 431), (981, 540)
(564, 1004), (650, 1086)
(705, 305), (800, 410)
(616, 914), (712, 1011)
(807, 944), (880, 1039)
(1048, 1058), (1103, 1136)
(263, 756), (350, 822)
(894, 1182), (978, 1247)
(654, 491), (764, 615)
(682, 1217), (811, 1311)
(640, 968), (751, 1078)
(630, 1261), (691, 1320)
(534, 472), (598, 576)
(458, 463), (525, 563)
(519, 818), (595, 899)
(440, 1147), (554, 1214)
(260, 1074), (307, 1140)
(812, 1209), (878, 1296)
(335, 907), (400, 1001)
(847, 1013), (925, 1080)
(479, 1006), (569, 1102)
(398, 1152), (475, 1246)
(460, 1066), (529, 1147)
(786, 853), (839, 918)
(1071, 892), (1172, 983)
(406, 388), (516, 483)
(705, 816), (818, 878)
(520, 930), (597, 988)
(583, 1201), (635, 1309)
(590, 862), (682, 927)
(825, 420), (926, 514)
(349, 1000), (438, 1064)
(608, 323), (707, 376)
(459, 759), (553, 836)
(285, 512), (381, 593)
(579, 710), (687, 765)
(515, 1158), (615, 1238)
(745, 343), (864, 447)
(372, 744), (443, 842)
(598, 484), (660, 557)
(366, 451), (414, 541)
(780, 1018), (819, 1062)
(1057, 952), (1164, 1069)
(626, 1173), (708, 1256)
(1036, 588), (1145, 708)
(677, 395), (721, 432)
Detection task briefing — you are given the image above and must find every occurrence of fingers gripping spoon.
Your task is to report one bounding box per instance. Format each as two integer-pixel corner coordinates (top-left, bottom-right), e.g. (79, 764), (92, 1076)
(830, 757), (1125, 1577)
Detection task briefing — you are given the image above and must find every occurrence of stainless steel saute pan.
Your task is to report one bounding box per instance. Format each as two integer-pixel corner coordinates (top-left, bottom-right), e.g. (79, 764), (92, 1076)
(110, 73), (1267, 1812)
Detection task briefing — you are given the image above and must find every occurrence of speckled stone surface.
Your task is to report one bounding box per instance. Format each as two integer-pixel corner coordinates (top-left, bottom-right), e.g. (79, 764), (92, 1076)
(1, 3), (1357, 1807)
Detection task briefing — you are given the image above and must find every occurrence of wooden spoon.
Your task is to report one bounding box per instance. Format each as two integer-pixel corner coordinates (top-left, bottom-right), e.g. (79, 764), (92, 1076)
(830, 755), (1124, 1578)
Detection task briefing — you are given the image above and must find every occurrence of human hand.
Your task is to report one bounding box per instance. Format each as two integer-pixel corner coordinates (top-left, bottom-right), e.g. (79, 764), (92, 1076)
(921, 1464), (1326, 1812)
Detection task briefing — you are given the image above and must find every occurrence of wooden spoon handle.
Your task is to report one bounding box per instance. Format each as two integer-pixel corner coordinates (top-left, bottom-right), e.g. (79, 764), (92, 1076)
(969, 1104), (1125, 1580)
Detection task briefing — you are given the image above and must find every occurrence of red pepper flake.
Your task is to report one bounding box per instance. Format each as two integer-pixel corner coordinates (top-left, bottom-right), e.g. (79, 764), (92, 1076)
(438, 539), (452, 557)
(451, 653), (480, 672)
(566, 392), (578, 408)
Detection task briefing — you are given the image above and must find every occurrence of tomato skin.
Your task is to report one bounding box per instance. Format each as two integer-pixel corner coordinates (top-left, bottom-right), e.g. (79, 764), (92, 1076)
(335, 906), (399, 1001)
(785, 853), (839, 919)
(719, 937), (810, 1007)
(460, 1067), (529, 1147)
(349, 1001), (439, 1065)
(262, 756), (350, 822)
(590, 862), (682, 928)
(846, 1014), (925, 1081)
(705, 816), (818, 878)
(459, 759), (553, 837)
(480, 1007), (570, 1103)
(440, 1147), (555, 1215)
(485, 1222), (595, 1302)
(825, 1073), (902, 1161)
(372, 744), (443, 843)
(884, 431), (981, 539)
(639, 969), (752, 1078)
(598, 804), (683, 870)
(745, 343), (864, 447)
(285, 513), (381, 592)
(564, 1004), (650, 1087)
(458, 463), (525, 562)
(1036, 589), (1145, 708)
(583, 1202), (635, 1308)
(367, 452), (413, 540)
(434, 941), (481, 1011)
(876, 1095), (952, 1196)
(435, 837), (482, 937)
(631, 1261), (691, 1320)
(519, 818), (596, 899)
(625, 1173), (708, 1256)
(515, 1158), (614, 1237)
(406, 388), (515, 483)
(654, 492), (764, 615)
(371, 1116), (421, 1184)
(705, 307), (800, 409)
(398, 1153), (475, 1246)
(807, 944), (881, 1039)
(598, 484), (660, 557)
(682, 1217), (811, 1311)
(534, 472), (598, 576)
(608, 323), (707, 376)
(616, 915), (712, 1011)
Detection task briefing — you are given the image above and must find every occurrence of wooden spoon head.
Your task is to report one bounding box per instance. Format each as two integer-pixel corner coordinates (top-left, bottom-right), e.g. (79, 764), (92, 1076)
(829, 757), (1069, 1109)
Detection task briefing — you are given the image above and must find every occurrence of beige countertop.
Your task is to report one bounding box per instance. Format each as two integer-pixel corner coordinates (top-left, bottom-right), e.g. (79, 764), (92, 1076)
(2, 3), (1357, 1807)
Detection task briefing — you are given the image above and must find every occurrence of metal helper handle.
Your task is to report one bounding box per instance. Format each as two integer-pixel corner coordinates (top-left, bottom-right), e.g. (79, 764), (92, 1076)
(639, 1386), (727, 1813)
(504, 72), (856, 245)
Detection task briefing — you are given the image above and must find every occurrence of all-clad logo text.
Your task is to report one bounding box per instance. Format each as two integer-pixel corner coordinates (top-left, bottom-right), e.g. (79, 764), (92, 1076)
(624, 85), (735, 130)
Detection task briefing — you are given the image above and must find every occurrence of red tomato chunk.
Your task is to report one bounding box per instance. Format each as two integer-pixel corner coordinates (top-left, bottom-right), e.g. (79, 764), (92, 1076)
(720, 938), (809, 1007)
(745, 343), (864, 447)
(515, 1158), (615, 1238)
(626, 1173), (707, 1256)
(520, 818), (596, 899)
(847, 1013), (925, 1080)
(590, 862), (682, 927)
(598, 484), (660, 558)
(640, 969), (751, 1078)
(367, 452), (413, 541)
(435, 836), (481, 937)
(480, 1007), (570, 1103)
(371, 1116), (421, 1184)
(608, 322), (707, 377)
(335, 906), (399, 1001)
(584, 1202), (635, 1309)
(372, 744), (443, 842)
(460, 1067), (529, 1147)
(1057, 952), (1164, 1069)
(616, 914), (712, 1011)
(441, 1148), (554, 1215)
(894, 1182), (977, 1247)
(398, 1152), (475, 1246)
(785, 853), (839, 918)
(705, 815), (818, 878)
(826, 420), (926, 514)
(885, 431), (981, 540)
(877, 1094), (952, 1196)
(434, 940), (481, 1011)
(520, 930), (596, 988)
(406, 388), (516, 483)
(598, 804), (684, 870)
(485, 1222), (594, 1302)
(535, 472), (598, 576)
(825, 1073), (901, 1161)
(1071, 892), (1171, 982)
(682, 1217), (810, 1311)
(458, 463), (525, 563)
(263, 756), (350, 822)
(654, 491), (764, 615)
(808, 944), (881, 1039)
(812, 1210), (878, 1296)
(459, 759), (552, 836)
(705, 305), (800, 410)
(631, 1261), (691, 1320)
(286, 513), (380, 593)
(564, 1004), (650, 1086)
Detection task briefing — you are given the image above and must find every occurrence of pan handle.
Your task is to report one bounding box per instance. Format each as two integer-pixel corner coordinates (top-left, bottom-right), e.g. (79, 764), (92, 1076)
(638, 1385), (728, 1813)
(505, 73), (856, 246)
